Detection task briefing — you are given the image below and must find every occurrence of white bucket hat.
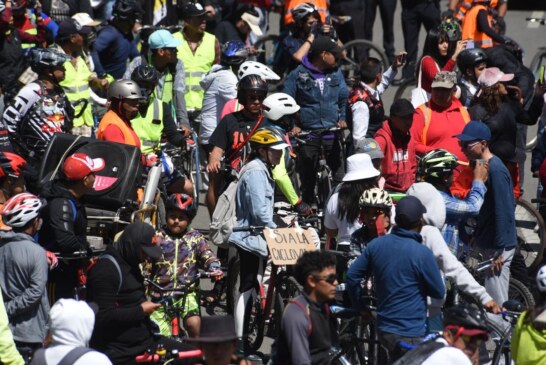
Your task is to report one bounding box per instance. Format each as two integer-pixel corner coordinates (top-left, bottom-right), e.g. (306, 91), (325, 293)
(342, 153), (380, 182)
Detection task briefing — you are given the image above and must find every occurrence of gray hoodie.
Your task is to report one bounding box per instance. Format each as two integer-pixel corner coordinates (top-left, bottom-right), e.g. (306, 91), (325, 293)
(0, 231), (49, 343)
(407, 182), (493, 316)
(199, 64), (238, 144)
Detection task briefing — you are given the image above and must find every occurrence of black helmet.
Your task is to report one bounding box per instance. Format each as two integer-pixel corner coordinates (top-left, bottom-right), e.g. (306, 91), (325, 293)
(165, 193), (197, 220)
(457, 48), (487, 74)
(237, 74), (268, 102)
(443, 306), (489, 333)
(29, 48), (71, 74)
(131, 65), (160, 87)
(112, 0), (141, 21)
(221, 41), (249, 67)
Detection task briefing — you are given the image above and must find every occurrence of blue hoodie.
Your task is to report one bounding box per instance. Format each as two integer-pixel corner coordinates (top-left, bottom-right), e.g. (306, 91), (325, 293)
(346, 226), (445, 337)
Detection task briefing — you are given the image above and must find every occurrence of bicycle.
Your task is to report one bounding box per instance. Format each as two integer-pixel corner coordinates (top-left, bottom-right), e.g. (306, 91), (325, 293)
(515, 198), (546, 274)
(527, 18), (546, 77)
(340, 39), (390, 87)
(135, 346), (203, 364)
(144, 271), (220, 340)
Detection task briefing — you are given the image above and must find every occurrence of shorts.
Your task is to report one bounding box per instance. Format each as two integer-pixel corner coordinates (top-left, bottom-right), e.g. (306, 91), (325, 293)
(150, 291), (200, 337)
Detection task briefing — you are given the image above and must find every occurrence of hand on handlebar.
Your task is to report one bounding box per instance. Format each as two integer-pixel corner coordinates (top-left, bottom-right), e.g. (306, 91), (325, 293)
(294, 198), (313, 216)
(337, 120), (347, 129)
(491, 254), (505, 274)
(483, 299), (502, 314)
(141, 301), (161, 315)
(180, 126), (192, 138)
(145, 154), (158, 167)
(208, 269), (224, 281)
(206, 159), (221, 174)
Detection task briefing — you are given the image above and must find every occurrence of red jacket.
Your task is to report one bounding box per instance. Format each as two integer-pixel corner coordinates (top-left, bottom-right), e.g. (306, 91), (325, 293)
(374, 120), (417, 192)
(419, 56), (457, 93)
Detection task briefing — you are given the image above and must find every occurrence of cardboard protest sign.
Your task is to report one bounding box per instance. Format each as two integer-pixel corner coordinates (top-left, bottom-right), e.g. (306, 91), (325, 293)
(264, 228), (316, 265)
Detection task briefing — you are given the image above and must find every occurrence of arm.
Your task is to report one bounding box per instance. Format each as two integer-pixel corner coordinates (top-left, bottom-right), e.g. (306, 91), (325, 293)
(346, 247), (371, 309)
(213, 38), (221, 65)
(2, 84), (40, 134)
(245, 170), (276, 228)
(162, 103), (186, 147)
(194, 234), (220, 270)
(476, 9), (506, 44)
(291, 36), (313, 63)
(420, 248), (445, 299)
(282, 303), (313, 365)
(0, 292), (24, 365)
(6, 249), (48, 318)
(174, 60), (190, 128)
(376, 66), (398, 95)
(91, 29), (113, 77)
(351, 101), (369, 143)
(444, 180), (487, 221)
(410, 109), (428, 155)
(271, 150), (299, 205)
(338, 73), (348, 121)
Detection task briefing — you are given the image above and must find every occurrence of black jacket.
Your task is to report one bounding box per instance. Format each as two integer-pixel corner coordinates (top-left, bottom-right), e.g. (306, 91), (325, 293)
(39, 180), (89, 254)
(87, 246), (154, 364)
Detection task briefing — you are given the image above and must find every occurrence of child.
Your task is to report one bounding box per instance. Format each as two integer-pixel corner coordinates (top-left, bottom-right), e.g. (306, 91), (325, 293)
(149, 193), (223, 338)
(456, 48), (488, 106)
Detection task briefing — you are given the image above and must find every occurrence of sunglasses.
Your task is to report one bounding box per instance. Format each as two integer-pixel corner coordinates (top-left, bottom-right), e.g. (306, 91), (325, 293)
(458, 140), (481, 149)
(246, 93), (267, 101)
(313, 273), (338, 285)
(461, 334), (484, 346)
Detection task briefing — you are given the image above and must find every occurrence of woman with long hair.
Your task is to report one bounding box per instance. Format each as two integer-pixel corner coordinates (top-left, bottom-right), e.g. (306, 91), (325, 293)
(511, 265), (546, 364)
(418, 22), (466, 93)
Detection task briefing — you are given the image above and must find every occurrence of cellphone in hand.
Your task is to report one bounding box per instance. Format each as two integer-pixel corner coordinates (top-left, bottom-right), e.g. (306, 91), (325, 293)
(398, 53), (407, 64)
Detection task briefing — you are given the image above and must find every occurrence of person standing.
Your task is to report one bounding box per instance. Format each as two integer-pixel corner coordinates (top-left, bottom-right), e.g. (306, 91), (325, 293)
(0, 193), (49, 363)
(363, 0), (397, 64)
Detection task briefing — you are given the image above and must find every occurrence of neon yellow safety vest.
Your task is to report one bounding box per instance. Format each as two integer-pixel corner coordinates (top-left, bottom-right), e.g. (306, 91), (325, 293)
(131, 98), (164, 154)
(60, 56), (94, 127)
(174, 31), (216, 111)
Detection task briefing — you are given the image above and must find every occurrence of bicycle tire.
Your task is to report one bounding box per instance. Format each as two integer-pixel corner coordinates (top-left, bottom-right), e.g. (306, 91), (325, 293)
(482, 318), (506, 365)
(509, 277), (535, 308)
(243, 287), (265, 352)
(515, 198), (546, 273)
(226, 256), (240, 315)
(340, 39), (389, 86)
(393, 79), (417, 101)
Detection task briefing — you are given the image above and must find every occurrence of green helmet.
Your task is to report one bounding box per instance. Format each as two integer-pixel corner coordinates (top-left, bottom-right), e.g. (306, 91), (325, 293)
(418, 149), (458, 179)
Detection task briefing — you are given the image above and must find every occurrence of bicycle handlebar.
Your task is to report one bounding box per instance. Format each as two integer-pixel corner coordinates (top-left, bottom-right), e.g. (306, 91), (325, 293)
(135, 349), (203, 363)
(53, 249), (105, 260)
(144, 271), (220, 296)
(232, 225), (266, 232)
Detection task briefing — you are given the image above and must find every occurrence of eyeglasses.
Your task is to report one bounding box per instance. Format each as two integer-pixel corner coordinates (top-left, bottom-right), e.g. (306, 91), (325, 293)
(458, 140), (481, 149)
(461, 334), (484, 346)
(313, 273), (338, 285)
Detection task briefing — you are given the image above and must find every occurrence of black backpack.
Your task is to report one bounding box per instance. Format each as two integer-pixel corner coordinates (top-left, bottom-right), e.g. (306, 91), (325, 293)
(391, 340), (446, 365)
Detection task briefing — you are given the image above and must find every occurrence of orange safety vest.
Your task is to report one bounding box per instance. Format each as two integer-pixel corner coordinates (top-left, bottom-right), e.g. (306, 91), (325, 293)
(455, 0), (499, 22)
(461, 4), (494, 48)
(283, 0), (328, 25)
(417, 102), (471, 146)
(96, 110), (140, 147)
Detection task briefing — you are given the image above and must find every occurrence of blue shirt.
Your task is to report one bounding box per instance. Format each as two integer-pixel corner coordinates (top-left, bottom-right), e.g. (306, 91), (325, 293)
(91, 24), (139, 79)
(475, 155), (517, 250)
(346, 226), (445, 337)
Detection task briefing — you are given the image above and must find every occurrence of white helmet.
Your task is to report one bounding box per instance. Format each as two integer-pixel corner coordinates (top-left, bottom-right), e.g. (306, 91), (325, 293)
(237, 61), (280, 81)
(262, 93), (300, 121)
(359, 188), (393, 209)
(2, 193), (44, 228)
(537, 265), (546, 293)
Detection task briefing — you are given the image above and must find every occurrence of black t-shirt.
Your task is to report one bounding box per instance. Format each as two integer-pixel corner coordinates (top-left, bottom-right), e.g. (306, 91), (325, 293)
(209, 111), (259, 162)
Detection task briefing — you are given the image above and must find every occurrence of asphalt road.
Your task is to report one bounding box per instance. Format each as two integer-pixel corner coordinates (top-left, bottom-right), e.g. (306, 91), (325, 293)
(193, 6), (546, 357)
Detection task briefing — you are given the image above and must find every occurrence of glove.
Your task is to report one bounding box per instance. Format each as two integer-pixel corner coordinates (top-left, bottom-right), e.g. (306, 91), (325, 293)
(441, 9), (455, 20)
(145, 153), (158, 167)
(496, 16), (506, 35)
(46, 251), (58, 270)
(294, 197), (313, 216)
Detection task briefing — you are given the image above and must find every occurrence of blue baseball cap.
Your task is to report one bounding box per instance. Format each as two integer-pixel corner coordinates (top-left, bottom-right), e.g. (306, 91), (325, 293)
(453, 120), (491, 142)
(148, 29), (182, 50)
(395, 196), (427, 229)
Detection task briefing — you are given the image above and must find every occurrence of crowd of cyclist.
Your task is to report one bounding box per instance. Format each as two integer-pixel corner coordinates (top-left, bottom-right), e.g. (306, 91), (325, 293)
(0, 0), (545, 364)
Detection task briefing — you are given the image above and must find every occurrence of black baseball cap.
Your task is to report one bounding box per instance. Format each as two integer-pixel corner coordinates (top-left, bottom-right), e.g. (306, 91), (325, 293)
(181, 2), (209, 17)
(311, 35), (343, 55)
(57, 19), (91, 40)
(390, 99), (415, 118)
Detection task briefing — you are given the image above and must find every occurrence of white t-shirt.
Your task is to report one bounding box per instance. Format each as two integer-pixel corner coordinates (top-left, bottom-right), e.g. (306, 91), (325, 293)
(421, 338), (472, 365)
(324, 186), (362, 246)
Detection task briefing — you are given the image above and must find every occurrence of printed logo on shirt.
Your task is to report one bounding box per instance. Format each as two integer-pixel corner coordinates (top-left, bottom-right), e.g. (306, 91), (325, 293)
(392, 149), (409, 162)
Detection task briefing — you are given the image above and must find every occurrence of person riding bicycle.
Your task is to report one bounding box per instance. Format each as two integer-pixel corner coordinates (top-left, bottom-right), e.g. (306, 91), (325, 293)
(2, 47), (72, 164)
(123, 28), (191, 135)
(417, 148), (488, 257)
(87, 222), (197, 365)
(52, 17), (111, 137)
(456, 48), (488, 107)
(91, 0), (141, 79)
(228, 127), (288, 354)
(200, 40), (249, 171)
(283, 35), (348, 205)
(393, 305), (489, 365)
(40, 152), (105, 299)
(272, 250), (339, 365)
(262, 92), (312, 216)
(0, 152), (30, 231)
(511, 265), (546, 365)
(147, 193), (223, 338)
(0, 193), (49, 363)
(346, 195), (445, 362)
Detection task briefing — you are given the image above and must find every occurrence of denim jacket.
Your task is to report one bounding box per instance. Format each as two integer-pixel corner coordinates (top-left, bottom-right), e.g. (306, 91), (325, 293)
(229, 158), (276, 257)
(283, 62), (348, 130)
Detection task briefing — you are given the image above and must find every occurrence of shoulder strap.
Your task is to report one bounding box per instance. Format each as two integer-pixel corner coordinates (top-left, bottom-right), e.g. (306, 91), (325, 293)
(58, 347), (94, 365)
(420, 102), (432, 145)
(288, 299), (312, 336)
(100, 254), (122, 294)
(226, 115), (264, 162)
(68, 198), (77, 223)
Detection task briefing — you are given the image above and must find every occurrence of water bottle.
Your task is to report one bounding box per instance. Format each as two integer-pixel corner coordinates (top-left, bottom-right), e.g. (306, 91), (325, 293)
(336, 283), (346, 292)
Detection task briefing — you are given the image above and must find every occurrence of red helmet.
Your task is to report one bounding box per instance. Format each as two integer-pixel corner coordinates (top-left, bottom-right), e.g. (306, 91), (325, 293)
(0, 152), (27, 179)
(165, 193), (196, 220)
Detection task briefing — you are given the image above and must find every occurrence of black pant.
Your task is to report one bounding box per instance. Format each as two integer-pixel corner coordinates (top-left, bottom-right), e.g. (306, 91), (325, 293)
(364, 0), (398, 63)
(237, 247), (265, 293)
(401, 0), (441, 78)
(330, 0), (366, 49)
(378, 332), (422, 365)
(297, 135), (344, 205)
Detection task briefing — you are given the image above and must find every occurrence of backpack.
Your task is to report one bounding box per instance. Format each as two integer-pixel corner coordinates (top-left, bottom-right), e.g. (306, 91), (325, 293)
(391, 339), (446, 365)
(86, 253), (123, 294)
(30, 347), (93, 365)
(209, 162), (252, 248)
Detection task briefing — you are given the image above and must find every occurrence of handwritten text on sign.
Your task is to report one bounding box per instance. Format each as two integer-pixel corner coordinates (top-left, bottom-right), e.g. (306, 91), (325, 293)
(264, 228), (316, 265)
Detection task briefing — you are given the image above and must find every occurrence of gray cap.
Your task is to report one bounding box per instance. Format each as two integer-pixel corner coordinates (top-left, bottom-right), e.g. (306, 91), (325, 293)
(355, 138), (384, 159)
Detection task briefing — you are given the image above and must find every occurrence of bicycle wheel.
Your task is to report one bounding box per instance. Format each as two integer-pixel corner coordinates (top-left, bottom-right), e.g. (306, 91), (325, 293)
(276, 274), (303, 307)
(515, 199), (546, 273)
(340, 39), (389, 86)
(393, 79), (417, 102)
(243, 287), (265, 352)
(337, 316), (368, 365)
(226, 256), (240, 315)
(509, 277), (535, 309)
(482, 319), (507, 365)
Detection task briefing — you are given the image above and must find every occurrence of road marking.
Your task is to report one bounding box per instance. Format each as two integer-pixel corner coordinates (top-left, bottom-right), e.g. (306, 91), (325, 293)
(528, 11), (545, 28)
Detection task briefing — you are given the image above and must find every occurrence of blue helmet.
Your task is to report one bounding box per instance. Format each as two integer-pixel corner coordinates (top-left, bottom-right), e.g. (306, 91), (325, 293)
(221, 41), (249, 67)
